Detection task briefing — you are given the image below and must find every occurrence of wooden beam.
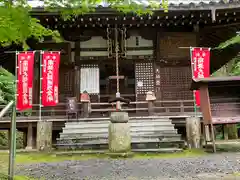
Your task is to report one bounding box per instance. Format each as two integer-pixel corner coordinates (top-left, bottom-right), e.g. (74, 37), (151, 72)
(199, 85), (216, 153)
(202, 22), (240, 30)
(199, 85), (212, 124)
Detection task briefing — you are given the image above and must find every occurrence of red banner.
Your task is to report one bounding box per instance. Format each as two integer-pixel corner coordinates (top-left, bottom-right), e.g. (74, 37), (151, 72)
(16, 52), (35, 111)
(41, 51), (60, 107)
(191, 47), (210, 106)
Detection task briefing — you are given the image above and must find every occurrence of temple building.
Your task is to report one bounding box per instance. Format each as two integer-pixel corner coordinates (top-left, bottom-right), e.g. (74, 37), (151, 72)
(23, 0), (240, 116)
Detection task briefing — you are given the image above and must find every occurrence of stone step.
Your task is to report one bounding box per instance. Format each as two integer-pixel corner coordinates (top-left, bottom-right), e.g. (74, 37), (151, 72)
(64, 121), (173, 129)
(53, 148), (183, 155)
(59, 130), (178, 138)
(57, 138), (184, 146)
(58, 133), (181, 140)
(66, 118), (171, 125)
(131, 148), (183, 153)
(58, 133), (181, 139)
(65, 119), (172, 125)
(75, 116), (172, 122)
(62, 126), (175, 134)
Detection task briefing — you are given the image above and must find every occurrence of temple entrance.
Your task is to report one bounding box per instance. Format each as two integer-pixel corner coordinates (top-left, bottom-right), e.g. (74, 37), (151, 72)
(99, 60), (135, 102)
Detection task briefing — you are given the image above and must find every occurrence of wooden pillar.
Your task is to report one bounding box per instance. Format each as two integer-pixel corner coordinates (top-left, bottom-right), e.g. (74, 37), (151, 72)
(8, 129), (11, 149)
(82, 102), (90, 118)
(223, 124), (229, 140)
(25, 122), (33, 150)
(74, 66), (80, 100)
(199, 85), (216, 152)
(147, 101), (154, 116)
(23, 130), (27, 148)
(75, 41), (81, 100)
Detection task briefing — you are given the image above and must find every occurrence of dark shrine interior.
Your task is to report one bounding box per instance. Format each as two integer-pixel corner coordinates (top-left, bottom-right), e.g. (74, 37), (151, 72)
(99, 60), (136, 102)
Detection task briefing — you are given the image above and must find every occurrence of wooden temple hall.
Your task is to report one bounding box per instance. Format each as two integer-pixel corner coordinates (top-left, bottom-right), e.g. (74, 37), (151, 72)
(2, 0), (240, 118)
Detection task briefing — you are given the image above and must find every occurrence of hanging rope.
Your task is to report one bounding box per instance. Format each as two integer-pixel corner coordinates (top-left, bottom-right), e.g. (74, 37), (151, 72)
(115, 25), (120, 94)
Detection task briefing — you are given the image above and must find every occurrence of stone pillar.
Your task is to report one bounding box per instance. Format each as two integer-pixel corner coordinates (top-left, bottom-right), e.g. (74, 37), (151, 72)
(36, 121), (52, 151)
(108, 112), (131, 154)
(25, 122), (33, 150)
(186, 117), (201, 149)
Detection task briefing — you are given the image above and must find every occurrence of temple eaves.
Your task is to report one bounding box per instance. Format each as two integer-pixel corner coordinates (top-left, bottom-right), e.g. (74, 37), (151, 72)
(27, 0), (240, 10)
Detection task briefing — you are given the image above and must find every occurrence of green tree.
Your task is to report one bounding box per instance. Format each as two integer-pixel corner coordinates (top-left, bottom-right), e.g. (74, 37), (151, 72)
(215, 34), (240, 139)
(0, 4), (61, 50)
(0, 67), (15, 104)
(217, 33), (240, 76)
(0, 0), (168, 49)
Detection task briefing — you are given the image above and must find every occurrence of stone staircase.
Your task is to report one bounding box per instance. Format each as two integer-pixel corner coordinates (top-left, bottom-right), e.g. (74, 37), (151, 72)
(56, 116), (185, 152)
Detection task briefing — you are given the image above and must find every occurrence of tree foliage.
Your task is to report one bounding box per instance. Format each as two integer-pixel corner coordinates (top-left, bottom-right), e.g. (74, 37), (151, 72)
(45, 0), (168, 19)
(217, 34), (240, 76)
(0, 3), (61, 49)
(217, 35), (240, 49)
(0, 0), (167, 49)
(0, 67), (15, 104)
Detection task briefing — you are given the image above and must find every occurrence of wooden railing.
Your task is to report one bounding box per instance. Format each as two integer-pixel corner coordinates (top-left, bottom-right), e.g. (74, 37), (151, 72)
(0, 99), (198, 120)
(1, 97), (239, 121)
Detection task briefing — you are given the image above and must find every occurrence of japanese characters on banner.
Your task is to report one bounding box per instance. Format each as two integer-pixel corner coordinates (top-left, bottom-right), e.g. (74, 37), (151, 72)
(16, 52), (35, 111)
(191, 47), (210, 106)
(41, 52), (60, 107)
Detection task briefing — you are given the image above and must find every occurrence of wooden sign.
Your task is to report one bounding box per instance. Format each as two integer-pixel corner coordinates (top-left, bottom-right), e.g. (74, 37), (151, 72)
(80, 66), (99, 94)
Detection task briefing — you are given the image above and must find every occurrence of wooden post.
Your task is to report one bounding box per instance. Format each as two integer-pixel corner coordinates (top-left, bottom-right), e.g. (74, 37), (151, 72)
(146, 91), (156, 116)
(8, 129), (11, 149)
(180, 101), (184, 113)
(223, 124), (229, 140)
(82, 102), (90, 118)
(205, 125), (211, 142)
(80, 91), (91, 118)
(147, 101), (154, 116)
(26, 122), (33, 150)
(199, 85), (216, 153)
(186, 117), (201, 149)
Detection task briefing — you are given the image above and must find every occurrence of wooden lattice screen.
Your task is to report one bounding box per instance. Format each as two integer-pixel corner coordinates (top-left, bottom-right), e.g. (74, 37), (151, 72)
(157, 65), (193, 101)
(135, 62), (154, 101)
(59, 67), (75, 102)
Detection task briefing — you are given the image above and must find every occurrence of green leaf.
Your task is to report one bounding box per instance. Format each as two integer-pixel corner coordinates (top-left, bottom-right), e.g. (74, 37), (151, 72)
(217, 35), (240, 49)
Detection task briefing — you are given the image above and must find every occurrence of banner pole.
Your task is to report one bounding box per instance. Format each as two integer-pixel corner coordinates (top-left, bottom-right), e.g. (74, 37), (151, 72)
(8, 51), (18, 180)
(189, 47), (197, 117)
(39, 51), (43, 122)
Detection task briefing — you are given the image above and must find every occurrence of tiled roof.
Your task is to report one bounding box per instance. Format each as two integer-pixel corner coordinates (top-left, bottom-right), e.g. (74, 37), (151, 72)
(27, 0), (239, 8)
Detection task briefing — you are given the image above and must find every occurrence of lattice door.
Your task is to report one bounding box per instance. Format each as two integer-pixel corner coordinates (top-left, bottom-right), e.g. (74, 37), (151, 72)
(158, 66), (193, 100)
(59, 67), (75, 102)
(135, 62), (154, 101)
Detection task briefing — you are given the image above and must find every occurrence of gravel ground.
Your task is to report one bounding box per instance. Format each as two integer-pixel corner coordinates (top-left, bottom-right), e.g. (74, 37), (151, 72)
(16, 153), (240, 180)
